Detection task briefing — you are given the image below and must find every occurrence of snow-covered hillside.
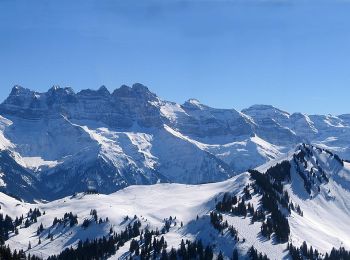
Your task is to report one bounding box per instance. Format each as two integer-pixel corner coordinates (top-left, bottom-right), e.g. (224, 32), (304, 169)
(0, 144), (349, 259)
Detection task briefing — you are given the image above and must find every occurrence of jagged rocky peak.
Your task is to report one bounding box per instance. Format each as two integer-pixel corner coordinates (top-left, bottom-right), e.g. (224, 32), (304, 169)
(112, 83), (157, 101)
(9, 85), (33, 96)
(7, 85), (39, 100)
(45, 85), (77, 105)
(2, 83), (160, 109)
(1, 85), (75, 115)
(97, 85), (110, 95)
(0, 84), (164, 127)
(77, 85), (111, 97)
(3, 85), (38, 108)
(47, 85), (75, 95)
(6, 85), (76, 103)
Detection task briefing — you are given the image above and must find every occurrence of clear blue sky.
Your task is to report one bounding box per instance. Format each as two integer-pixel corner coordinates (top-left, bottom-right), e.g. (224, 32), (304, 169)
(1, 0), (350, 114)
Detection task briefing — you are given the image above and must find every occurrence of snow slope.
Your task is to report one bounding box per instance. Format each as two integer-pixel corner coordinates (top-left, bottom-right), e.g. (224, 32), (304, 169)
(2, 145), (350, 259)
(2, 174), (248, 258)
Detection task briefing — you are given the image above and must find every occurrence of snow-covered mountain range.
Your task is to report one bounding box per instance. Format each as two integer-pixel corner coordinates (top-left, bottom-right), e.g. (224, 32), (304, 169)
(0, 84), (349, 259)
(0, 84), (350, 201)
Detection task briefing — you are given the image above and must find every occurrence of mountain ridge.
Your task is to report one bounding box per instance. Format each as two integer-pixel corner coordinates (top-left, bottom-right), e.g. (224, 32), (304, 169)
(0, 84), (349, 201)
(5, 84), (350, 116)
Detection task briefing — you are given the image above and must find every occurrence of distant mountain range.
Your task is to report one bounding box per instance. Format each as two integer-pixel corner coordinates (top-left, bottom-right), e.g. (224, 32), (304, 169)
(0, 84), (350, 201)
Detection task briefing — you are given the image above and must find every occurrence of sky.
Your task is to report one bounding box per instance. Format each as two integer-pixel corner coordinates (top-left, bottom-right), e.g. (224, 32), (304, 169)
(0, 0), (350, 114)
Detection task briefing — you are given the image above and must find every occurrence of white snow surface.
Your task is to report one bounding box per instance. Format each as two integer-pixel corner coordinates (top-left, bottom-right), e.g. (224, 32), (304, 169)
(1, 153), (349, 259)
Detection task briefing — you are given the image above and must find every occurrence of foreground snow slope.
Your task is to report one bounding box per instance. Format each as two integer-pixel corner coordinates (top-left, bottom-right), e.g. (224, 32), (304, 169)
(2, 145), (350, 259)
(2, 174), (248, 258)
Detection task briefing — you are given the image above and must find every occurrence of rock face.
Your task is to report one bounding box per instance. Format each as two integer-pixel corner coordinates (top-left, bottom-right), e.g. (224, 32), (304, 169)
(0, 84), (349, 201)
